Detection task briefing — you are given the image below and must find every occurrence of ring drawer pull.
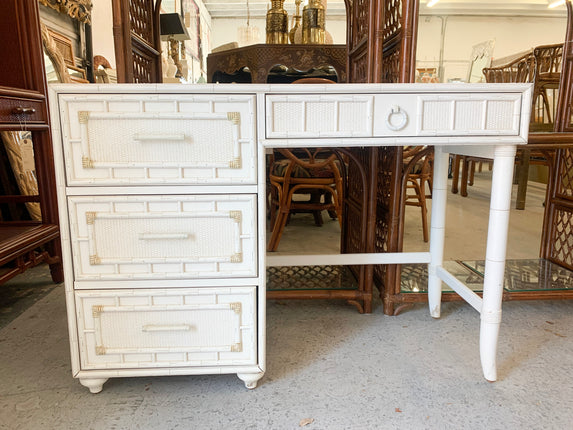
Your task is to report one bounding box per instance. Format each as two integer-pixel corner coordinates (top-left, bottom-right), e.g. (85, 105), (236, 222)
(142, 324), (192, 332)
(133, 133), (185, 141)
(139, 233), (190, 240)
(12, 107), (36, 115)
(386, 105), (408, 131)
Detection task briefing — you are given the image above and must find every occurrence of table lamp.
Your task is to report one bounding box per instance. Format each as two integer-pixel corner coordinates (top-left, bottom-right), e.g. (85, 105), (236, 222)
(160, 13), (190, 78)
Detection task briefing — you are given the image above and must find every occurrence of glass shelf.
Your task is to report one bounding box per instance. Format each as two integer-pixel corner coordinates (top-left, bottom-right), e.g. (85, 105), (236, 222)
(462, 259), (573, 292)
(401, 261), (483, 294)
(400, 259), (573, 293)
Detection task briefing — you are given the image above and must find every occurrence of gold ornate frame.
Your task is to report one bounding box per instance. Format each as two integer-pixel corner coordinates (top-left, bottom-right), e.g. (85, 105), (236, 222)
(38, 0), (92, 24)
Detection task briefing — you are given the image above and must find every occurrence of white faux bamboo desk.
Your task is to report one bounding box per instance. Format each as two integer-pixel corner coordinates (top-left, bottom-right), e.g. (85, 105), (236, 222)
(50, 83), (531, 392)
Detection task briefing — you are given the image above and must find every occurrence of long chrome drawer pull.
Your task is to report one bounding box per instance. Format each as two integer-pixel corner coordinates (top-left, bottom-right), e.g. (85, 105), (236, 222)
(142, 324), (192, 332)
(138, 233), (190, 240)
(133, 133), (185, 141)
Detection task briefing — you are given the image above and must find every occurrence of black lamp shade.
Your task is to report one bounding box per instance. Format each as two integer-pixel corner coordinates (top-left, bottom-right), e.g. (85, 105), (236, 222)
(160, 13), (190, 41)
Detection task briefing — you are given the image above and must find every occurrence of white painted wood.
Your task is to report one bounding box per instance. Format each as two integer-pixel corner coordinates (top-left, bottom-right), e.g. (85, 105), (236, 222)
(49, 82), (531, 391)
(266, 92), (524, 139)
(480, 145), (518, 382)
(64, 185), (258, 196)
(75, 287), (257, 370)
(428, 146), (450, 318)
(57, 94), (257, 185)
(79, 378), (107, 394)
(72, 277), (260, 290)
(67, 194), (257, 280)
(436, 266), (483, 312)
(266, 252), (432, 267)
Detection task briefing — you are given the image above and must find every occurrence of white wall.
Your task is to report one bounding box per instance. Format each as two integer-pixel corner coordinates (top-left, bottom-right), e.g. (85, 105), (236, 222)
(417, 15), (568, 82)
(91, 0), (115, 68)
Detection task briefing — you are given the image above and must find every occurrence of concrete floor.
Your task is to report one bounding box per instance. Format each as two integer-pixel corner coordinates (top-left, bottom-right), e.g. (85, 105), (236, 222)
(1, 171), (572, 429)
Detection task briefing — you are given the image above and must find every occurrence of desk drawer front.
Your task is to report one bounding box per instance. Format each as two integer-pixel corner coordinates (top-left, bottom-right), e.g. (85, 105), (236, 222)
(57, 94), (256, 185)
(68, 194), (257, 280)
(0, 96), (46, 125)
(266, 93), (523, 138)
(266, 94), (374, 138)
(75, 287), (257, 369)
(414, 93), (522, 136)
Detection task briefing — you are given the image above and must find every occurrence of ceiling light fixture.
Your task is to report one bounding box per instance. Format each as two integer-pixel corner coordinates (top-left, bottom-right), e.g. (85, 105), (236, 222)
(237, 0), (260, 46)
(427, 0), (441, 7)
(548, 0), (566, 8)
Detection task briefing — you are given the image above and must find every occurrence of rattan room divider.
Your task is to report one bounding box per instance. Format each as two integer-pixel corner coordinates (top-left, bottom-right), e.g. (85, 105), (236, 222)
(341, 0), (422, 314)
(540, 1), (573, 273)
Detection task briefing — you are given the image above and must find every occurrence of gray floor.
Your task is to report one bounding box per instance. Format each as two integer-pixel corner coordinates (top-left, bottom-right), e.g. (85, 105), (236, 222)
(1, 171), (572, 430)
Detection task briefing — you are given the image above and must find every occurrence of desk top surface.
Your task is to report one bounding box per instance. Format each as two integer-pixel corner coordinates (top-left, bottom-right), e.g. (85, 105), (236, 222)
(50, 82), (532, 95)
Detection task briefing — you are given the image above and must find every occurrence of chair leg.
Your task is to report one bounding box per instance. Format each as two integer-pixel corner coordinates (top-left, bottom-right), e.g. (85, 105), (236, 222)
(309, 191), (324, 226)
(468, 160), (475, 186)
(269, 199), (277, 230)
(419, 186), (429, 243)
(312, 210), (324, 226)
(451, 155), (460, 194)
(460, 156), (469, 197)
(410, 179), (429, 242)
(267, 210), (289, 251)
(327, 192), (338, 220)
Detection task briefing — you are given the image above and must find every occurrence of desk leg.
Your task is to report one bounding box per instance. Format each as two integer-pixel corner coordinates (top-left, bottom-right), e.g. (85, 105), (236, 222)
(480, 144), (516, 382)
(428, 146), (449, 318)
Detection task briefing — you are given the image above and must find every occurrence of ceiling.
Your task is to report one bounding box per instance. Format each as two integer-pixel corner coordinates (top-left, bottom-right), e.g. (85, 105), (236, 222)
(202, 0), (570, 19)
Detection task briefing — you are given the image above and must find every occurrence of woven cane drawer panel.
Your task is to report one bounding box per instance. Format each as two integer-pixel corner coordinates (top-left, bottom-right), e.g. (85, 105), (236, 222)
(265, 93), (522, 138)
(414, 93), (522, 136)
(266, 94), (374, 138)
(75, 287), (257, 369)
(68, 194), (257, 280)
(57, 94), (256, 185)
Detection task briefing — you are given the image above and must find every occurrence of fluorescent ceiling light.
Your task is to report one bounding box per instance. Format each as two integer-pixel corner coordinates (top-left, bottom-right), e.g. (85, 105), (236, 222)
(548, 0), (566, 8)
(427, 0), (440, 6)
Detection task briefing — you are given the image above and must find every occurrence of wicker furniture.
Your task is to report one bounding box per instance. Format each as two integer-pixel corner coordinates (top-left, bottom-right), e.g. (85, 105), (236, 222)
(540, 1), (573, 276)
(49, 83), (531, 388)
(267, 77), (342, 251)
(111, 0), (163, 83)
(403, 146), (433, 242)
(453, 42), (564, 208)
(50, 85), (263, 393)
(344, 0), (422, 315)
(0, 0), (63, 285)
(267, 148), (344, 251)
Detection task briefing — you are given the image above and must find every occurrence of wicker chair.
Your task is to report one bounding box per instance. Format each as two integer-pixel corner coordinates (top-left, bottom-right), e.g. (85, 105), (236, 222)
(453, 44), (561, 206)
(403, 146), (433, 242)
(267, 148), (344, 251)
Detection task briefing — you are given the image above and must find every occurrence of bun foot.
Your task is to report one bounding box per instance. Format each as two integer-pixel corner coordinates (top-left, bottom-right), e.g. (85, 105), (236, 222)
(79, 378), (108, 393)
(237, 372), (263, 389)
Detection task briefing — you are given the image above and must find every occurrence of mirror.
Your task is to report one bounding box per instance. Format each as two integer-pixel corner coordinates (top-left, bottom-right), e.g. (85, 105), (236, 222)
(467, 40), (495, 83)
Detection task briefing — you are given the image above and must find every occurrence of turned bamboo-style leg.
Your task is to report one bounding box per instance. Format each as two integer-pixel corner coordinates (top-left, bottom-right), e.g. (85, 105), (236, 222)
(428, 146), (449, 318)
(480, 145), (517, 382)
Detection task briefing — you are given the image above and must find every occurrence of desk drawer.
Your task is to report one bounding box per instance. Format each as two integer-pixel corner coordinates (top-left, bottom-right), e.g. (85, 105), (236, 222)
(75, 287), (257, 370)
(0, 96), (46, 125)
(56, 94), (256, 185)
(265, 92), (523, 139)
(67, 194), (257, 280)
